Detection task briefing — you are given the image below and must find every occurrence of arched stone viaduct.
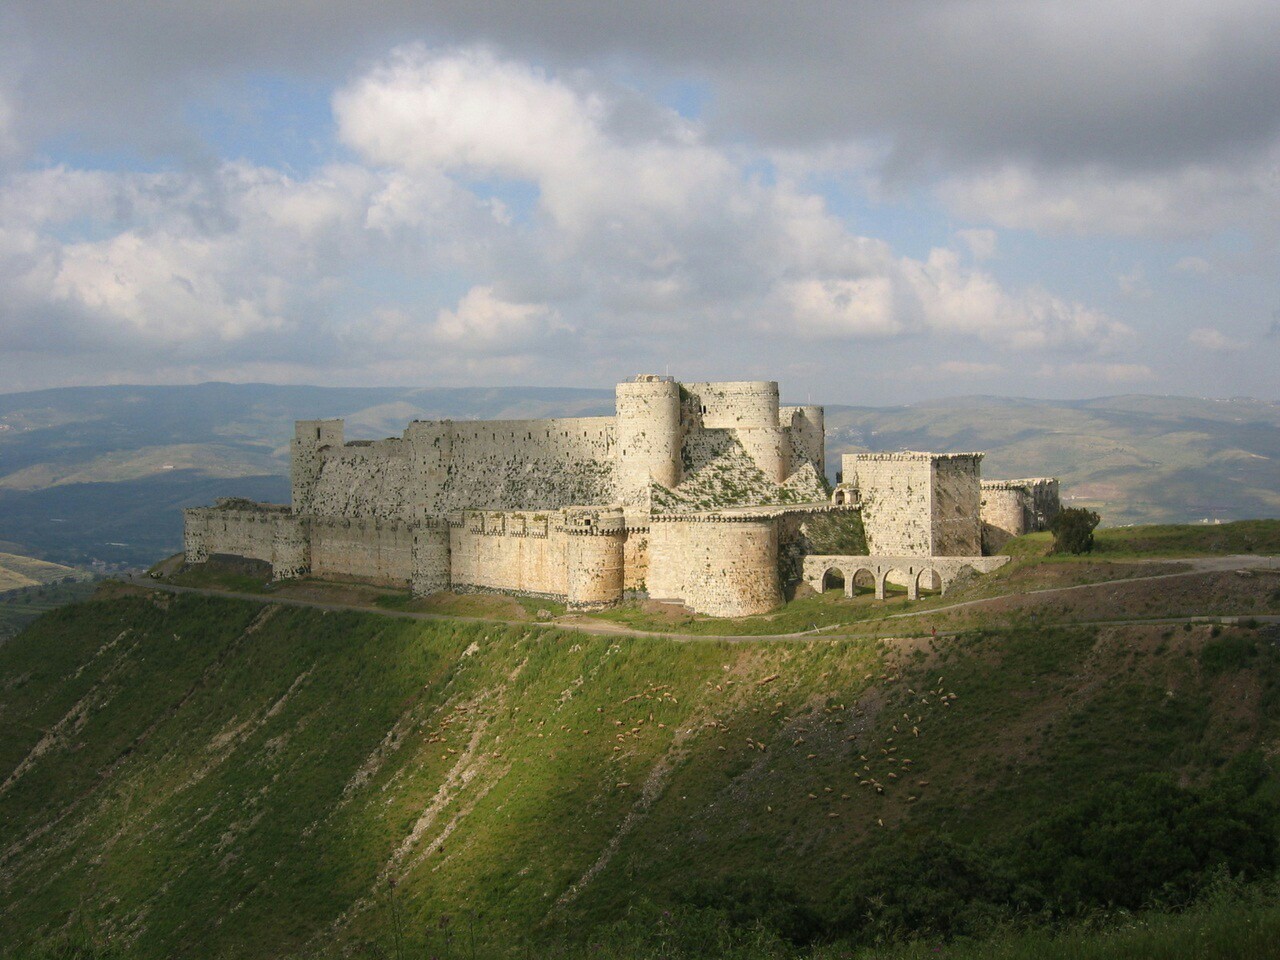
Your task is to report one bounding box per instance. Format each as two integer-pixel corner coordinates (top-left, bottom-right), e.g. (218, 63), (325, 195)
(802, 554), (1011, 601)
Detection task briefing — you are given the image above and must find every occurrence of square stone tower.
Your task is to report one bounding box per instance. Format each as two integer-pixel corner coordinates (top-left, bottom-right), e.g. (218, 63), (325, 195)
(842, 452), (983, 556)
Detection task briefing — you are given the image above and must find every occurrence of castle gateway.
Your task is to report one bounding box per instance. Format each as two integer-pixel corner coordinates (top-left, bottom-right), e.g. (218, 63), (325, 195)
(184, 376), (1059, 616)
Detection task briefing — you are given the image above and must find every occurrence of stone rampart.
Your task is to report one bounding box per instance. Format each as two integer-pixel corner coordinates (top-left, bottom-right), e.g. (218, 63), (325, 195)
(183, 502), (311, 581)
(981, 478), (1061, 552)
(448, 510), (571, 600)
(310, 517), (415, 586)
(298, 415), (620, 521)
(183, 502), (285, 566)
(646, 515), (782, 617)
(307, 439), (419, 521)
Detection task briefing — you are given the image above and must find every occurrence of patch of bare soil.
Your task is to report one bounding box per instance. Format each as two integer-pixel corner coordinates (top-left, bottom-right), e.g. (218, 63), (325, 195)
(410, 592), (533, 620)
(636, 599), (693, 622)
(270, 579), (401, 606)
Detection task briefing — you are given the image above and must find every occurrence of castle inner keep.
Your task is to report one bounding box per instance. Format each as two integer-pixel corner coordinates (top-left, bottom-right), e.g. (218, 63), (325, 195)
(184, 376), (1061, 617)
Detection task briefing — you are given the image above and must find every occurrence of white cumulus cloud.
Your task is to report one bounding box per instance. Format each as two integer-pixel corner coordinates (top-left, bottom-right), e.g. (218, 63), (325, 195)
(432, 286), (569, 352)
(1188, 326), (1245, 351)
(0, 43), (1139, 394)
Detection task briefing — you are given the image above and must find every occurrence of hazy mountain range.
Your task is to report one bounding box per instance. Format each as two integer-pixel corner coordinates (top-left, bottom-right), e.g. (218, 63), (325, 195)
(1, 383), (1277, 567)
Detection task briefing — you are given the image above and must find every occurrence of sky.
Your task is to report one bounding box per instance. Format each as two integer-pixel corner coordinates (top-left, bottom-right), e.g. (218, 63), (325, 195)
(1, 1), (1278, 405)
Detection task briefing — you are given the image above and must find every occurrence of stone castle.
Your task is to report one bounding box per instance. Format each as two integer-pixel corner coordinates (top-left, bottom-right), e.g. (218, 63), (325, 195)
(184, 376), (1060, 617)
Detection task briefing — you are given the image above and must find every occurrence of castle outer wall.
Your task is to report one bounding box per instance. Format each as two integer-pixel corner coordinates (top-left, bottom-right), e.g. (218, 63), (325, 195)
(184, 376), (1061, 617)
(185, 377), (834, 617)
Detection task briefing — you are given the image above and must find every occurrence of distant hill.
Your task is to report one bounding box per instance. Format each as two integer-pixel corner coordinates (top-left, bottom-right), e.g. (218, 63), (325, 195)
(0, 551), (84, 593)
(0, 383), (613, 567)
(1, 383), (1277, 566)
(823, 394), (1280, 527)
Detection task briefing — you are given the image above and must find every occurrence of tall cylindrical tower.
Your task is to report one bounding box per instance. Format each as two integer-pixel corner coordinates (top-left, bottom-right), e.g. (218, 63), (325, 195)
(684, 380), (790, 483)
(980, 482), (1028, 554)
(675, 518), (782, 617)
(616, 376), (683, 499)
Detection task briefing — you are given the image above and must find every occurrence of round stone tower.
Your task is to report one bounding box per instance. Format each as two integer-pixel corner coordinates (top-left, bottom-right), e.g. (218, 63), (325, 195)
(696, 381), (787, 484)
(616, 375), (683, 498)
(565, 508), (627, 608)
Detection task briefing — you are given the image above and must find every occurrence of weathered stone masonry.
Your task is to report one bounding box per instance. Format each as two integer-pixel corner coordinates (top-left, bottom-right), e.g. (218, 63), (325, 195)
(187, 377), (831, 616)
(184, 375), (1061, 616)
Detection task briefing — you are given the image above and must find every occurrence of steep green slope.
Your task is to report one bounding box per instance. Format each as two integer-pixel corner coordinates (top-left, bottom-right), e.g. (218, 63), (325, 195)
(2, 593), (1279, 958)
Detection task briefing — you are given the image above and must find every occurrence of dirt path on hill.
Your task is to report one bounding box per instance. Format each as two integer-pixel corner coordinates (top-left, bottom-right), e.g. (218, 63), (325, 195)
(121, 558), (1280, 642)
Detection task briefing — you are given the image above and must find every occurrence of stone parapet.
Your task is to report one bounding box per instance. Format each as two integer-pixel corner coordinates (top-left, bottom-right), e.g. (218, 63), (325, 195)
(850, 451), (985, 463)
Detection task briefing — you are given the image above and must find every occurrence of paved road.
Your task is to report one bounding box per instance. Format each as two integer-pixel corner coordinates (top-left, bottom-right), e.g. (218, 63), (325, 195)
(124, 559), (1280, 643)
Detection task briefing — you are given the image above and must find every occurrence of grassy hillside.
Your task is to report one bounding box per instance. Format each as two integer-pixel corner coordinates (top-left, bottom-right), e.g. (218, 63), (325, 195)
(3, 567), (1280, 958)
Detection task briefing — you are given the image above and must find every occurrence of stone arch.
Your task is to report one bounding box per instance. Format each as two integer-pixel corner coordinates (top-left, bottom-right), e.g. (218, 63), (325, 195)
(832, 489), (848, 506)
(849, 566), (876, 594)
(916, 567), (943, 596)
(821, 566), (847, 594)
(885, 566), (920, 600)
